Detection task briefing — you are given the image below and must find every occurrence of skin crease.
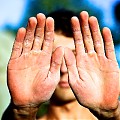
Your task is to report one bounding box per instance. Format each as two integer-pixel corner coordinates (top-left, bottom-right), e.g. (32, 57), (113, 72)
(39, 33), (98, 120)
(6, 11), (120, 120)
(52, 33), (76, 102)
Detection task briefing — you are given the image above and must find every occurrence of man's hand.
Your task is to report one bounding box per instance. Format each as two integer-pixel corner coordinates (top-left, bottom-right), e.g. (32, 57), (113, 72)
(7, 13), (64, 107)
(64, 11), (120, 119)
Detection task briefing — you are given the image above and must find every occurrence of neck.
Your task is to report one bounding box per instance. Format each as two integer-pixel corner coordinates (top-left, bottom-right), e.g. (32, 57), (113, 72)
(46, 100), (96, 120)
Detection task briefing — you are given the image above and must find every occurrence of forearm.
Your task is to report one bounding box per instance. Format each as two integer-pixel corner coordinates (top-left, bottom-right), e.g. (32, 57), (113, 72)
(2, 101), (39, 120)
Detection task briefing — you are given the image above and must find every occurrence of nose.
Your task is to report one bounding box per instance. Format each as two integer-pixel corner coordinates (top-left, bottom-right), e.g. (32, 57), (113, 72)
(60, 57), (67, 73)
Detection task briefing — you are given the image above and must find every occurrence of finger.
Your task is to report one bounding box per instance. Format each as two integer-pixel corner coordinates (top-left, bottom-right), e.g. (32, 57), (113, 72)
(49, 47), (64, 83)
(33, 13), (46, 50)
(11, 28), (26, 59)
(80, 11), (94, 53)
(42, 17), (54, 55)
(64, 48), (81, 86)
(71, 16), (85, 55)
(102, 27), (116, 61)
(89, 16), (105, 56)
(23, 17), (37, 53)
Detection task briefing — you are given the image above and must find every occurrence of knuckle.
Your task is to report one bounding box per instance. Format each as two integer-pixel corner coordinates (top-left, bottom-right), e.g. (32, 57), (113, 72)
(94, 40), (101, 45)
(85, 39), (92, 44)
(12, 46), (21, 51)
(24, 40), (33, 49)
(35, 33), (44, 40)
(106, 48), (114, 53)
(85, 34), (91, 39)
(93, 29), (98, 34)
(84, 25), (89, 31)
(45, 31), (54, 40)
(105, 41), (113, 47)
(73, 29), (80, 33)
(12, 41), (22, 51)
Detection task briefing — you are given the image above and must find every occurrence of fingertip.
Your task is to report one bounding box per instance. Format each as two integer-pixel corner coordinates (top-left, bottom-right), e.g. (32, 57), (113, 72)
(64, 47), (69, 53)
(53, 46), (65, 57)
(64, 47), (76, 66)
(57, 46), (65, 55)
(80, 11), (88, 15)
(37, 13), (46, 19)
(46, 17), (54, 31)
(64, 47), (68, 57)
(102, 27), (111, 33)
(47, 16), (54, 20)
(89, 16), (99, 30)
(18, 27), (26, 33)
(71, 16), (79, 21)
(64, 47), (74, 56)
(28, 17), (37, 27)
(80, 11), (89, 18)
(29, 17), (37, 22)
(36, 13), (46, 23)
(102, 27), (112, 40)
(50, 47), (64, 69)
(71, 16), (79, 24)
(46, 17), (54, 24)
(16, 27), (26, 42)
(89, 16), (98, 23)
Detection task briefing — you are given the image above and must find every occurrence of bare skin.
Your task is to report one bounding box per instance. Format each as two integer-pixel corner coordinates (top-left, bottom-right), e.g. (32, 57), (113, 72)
(6, 14), (64, 120)
(39, 12), (120, 120)
(5, 11), (120, 120)
(39, 101), (97, 120)
(38, 33), (97, 120)
(7, 14), (64, 106)
(64, 12), (120, 118)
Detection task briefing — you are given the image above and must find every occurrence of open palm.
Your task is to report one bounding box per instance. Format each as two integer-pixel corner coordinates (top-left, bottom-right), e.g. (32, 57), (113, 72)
(7, 14), (64, 106)
(64, 11), (119, 116)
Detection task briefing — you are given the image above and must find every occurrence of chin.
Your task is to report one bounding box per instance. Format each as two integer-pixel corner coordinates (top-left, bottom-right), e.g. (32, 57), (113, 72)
(50, 86), (76, 105)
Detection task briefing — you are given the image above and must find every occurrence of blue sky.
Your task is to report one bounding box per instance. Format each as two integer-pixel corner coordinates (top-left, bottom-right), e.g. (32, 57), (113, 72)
(0, 0), (27, 29)
(0, 0), (119, 64)
(87, 0), (120, 28)
(0, 0), (118, 29)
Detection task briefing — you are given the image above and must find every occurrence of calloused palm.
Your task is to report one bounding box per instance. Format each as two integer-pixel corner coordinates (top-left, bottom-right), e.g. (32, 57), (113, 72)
(65, 11), (119, 115)
(7, 14), (64, 106)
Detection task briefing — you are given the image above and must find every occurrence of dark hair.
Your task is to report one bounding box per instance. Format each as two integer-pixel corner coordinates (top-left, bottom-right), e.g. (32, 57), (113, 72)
(47, 9), (79, 37)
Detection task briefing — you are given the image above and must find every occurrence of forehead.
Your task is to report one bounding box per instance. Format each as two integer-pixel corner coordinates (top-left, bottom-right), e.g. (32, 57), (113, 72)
(54, 33), (75, 50)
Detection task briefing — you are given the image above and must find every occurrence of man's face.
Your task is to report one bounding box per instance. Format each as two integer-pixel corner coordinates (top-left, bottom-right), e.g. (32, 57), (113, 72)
(51, 33), (76, 103)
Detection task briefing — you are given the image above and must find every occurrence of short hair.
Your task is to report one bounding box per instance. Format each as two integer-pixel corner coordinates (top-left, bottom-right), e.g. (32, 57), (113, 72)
(47, 9), (79, 37)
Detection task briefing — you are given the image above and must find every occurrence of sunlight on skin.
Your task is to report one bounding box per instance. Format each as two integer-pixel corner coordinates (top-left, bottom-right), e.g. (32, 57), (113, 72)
(2, 11), (120, 120)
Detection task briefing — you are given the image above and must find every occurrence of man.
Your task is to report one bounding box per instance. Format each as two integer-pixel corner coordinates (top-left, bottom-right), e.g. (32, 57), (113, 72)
(2, 10), (120, 120)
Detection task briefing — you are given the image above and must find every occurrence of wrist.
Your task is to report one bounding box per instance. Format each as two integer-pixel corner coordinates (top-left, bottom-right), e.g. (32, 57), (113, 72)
(10, 101), (39, 120)
(91, 101), (120, 120)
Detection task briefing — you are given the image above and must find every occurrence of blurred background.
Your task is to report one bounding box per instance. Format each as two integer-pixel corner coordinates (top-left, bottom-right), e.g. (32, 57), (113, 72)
(0, 0), (120, 119)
